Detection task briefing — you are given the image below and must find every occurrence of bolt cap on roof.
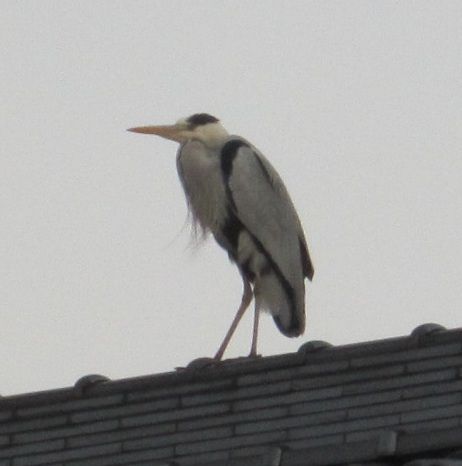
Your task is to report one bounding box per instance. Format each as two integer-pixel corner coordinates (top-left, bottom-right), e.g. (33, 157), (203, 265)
(74, 374), (110, 395)
(297, 340), (332, 354)
(411, 323), (446, 339)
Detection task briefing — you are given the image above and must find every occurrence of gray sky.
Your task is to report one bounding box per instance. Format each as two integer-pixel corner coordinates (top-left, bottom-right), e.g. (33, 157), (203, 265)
(2, 1), (461, 396)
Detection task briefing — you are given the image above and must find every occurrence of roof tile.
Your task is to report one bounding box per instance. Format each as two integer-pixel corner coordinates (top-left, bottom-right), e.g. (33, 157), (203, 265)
(288, 414), (401, 440)
(290, 388), (402, 416)
(175, 430), (286, 456)
(348, 393), (462, 418)
(16, 394), (124, 418)
(126, 378), (234, 403)
(174, 450), (229, 466)
(233, 386), (342, 412)
(402, 379), (462, 399)
(120, 402), (231, 428)
(123, 426), (233, 451)
(67, 422), (175, 448)
(0, 438), (65, 460)
(292, 364), (405, 390)
(11, 443), (121, 466)
(181, 380), (291, 407)
(2, 326), (462, 466)
(70, 397), (179, 423)
(406, 354), (462, 373)
(236, 360), (349, 386)
(0, 436), (8, 448)
(235, 409), (346, 435)
(283, 434), (344, 450)
(0, 412), (12, 423)
(400, 417), (460, 434)
(64, 447), (174, 466)
(400, 404), (462, 424)
(350, 343), (462, 368)
(177, 405), (288, 431)
(0, 415), (68, 435)
(13, 419), (119, 444)
(343, 368), (457, 395)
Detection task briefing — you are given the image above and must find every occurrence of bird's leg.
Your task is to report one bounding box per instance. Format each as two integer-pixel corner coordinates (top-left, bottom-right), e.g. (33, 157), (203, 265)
(214, 278), (253, 361)
(249, 303), (260, 357)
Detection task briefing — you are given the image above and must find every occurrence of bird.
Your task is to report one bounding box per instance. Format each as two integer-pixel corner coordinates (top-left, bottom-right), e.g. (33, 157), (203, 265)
(128, 113), (314, 360)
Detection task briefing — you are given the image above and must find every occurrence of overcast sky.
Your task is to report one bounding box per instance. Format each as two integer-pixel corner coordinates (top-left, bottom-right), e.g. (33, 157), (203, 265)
(2, 1), (461, 396)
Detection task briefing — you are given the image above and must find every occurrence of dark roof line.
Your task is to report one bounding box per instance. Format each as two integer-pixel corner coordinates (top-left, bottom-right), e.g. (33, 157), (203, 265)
(0, 323), (449, 407)
(1, 323), (461, 466)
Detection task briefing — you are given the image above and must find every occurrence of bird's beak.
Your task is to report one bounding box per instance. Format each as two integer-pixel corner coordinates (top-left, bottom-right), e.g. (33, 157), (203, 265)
(127, 124), (189, 143)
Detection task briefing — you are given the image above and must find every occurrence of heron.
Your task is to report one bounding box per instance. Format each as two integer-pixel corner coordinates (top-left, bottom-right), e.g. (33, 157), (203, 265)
(128, 114), (313, 360)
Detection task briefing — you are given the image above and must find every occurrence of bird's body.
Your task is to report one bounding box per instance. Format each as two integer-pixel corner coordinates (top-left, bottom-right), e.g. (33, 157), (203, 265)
(129, 114), (313, 359)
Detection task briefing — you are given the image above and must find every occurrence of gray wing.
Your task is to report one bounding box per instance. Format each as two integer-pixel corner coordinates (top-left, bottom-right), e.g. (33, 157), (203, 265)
(227, 141), (314, 285)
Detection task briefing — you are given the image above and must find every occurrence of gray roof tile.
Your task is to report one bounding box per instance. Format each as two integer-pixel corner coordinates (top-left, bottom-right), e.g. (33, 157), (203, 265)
(63, 446), (174, 466)
(397, 426), (462, 455)
(236, 360), (349, 386)
(11, 443), (121, 466)
(0, 438), (65, 460)
(181, 380), (291, 407)
(67, 422), (175, 448)
(347, 393), (462, 418)
(284, 437), (379, 466)
(227, 444), (268, 459)
(402, 379), (462, 399)
(70, 397), (179, 423)
(290, 388), (402, 415)
(123, 426), (233, 451)
(235, 409), (346, 435)
(288, 413), (401, 440)
(0, 436), (8, 449)
(126, 378), (234, 403)
(175, 430), (286, 456)
(120, 402), (231, 428)
(13, 419), (120, 444)
(1, 324), (462, 466)
(0, 415), (68, 435)
(233, 386), (342, 411)
(400, 404), (462, 424)
(400, 417), (460, 434)
(177, 405), (288, 431)
(345, 427), (393, 443)
(350, 343), (462, 368)
(0, 412), (12, 423)
(292, 364), (405, 390)
(283, 433), (344, 450)
(406, 354), (462, 372)
(174, 450), (229, 466)
(16, 394), (124, 418)
(343, 368), (457, 395)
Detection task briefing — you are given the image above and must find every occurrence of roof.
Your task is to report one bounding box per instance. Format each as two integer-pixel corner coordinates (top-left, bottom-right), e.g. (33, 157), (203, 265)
(1, 323), (462, 466)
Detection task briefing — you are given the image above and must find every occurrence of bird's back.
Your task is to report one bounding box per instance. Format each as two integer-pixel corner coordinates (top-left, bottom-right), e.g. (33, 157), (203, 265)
(217, 137), (313, 337)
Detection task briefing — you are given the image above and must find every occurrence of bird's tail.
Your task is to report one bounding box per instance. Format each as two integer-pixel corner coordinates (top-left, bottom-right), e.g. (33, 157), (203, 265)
(254, 270), (305, 337)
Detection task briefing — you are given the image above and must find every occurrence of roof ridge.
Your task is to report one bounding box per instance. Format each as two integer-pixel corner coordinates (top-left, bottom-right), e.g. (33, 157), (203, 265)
(0, 324), (458, 406)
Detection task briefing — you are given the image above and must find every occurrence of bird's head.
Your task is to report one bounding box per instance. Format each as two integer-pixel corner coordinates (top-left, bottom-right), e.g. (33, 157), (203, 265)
(128, 113), (229, 149)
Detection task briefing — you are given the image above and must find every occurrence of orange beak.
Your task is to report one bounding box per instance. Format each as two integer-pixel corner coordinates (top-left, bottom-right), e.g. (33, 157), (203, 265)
(127, 124), (189, 143)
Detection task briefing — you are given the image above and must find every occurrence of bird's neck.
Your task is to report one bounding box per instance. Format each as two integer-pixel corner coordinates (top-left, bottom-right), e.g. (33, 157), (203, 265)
(193, 122), (229, 149)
